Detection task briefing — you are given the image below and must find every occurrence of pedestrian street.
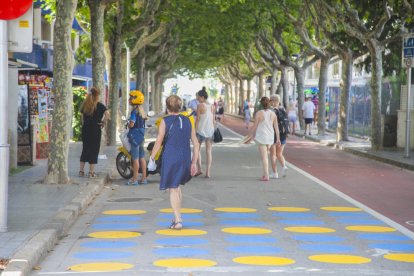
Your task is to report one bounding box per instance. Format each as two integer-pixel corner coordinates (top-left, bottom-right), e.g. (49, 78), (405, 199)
(31, 126), (414, 276)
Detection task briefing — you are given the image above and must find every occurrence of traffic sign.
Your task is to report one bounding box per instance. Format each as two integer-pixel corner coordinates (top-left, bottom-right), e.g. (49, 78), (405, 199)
(403, 35), (414, 68)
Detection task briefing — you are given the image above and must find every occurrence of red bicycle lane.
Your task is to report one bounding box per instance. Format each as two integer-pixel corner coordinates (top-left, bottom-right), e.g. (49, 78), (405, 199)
(220, 114), (414, 233)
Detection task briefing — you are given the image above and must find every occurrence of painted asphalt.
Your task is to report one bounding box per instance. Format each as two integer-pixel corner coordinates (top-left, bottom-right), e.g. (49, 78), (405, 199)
(31, 124), (414, 275)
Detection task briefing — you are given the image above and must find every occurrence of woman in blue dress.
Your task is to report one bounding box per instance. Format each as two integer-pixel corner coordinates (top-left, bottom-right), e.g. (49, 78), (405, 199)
(150, 95), (199, 229)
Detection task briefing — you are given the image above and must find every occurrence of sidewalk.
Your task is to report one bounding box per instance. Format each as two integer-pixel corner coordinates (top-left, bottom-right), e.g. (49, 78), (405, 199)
(1, 142), (118, 275)
(222, 113), (414, 171)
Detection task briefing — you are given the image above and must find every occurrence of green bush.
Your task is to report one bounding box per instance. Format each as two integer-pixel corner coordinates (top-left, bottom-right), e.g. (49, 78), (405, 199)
(72, 86), (87, 141)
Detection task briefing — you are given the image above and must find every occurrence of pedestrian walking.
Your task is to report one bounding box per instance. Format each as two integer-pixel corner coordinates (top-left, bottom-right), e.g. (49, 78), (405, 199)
(187, 92), (200, 117)
(287, 101), (298, 135)
(243, 99), (251, 129)
(79, 87), (110, 178)
(127, 90), (148, 185)
(244, 96), (280, 181)
(195, 88), (216, 178)
(216, 97), (225, 122)
(303, 95), (315, 135)
(269, 94), (289, 179)
(150, 95), (199, 230)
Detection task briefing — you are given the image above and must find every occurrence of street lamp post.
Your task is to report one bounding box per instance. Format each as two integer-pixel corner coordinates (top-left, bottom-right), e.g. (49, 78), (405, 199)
(0, 20), (9, 232)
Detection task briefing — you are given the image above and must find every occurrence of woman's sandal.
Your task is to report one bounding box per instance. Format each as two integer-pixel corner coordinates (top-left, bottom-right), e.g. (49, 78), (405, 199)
(260, 176), (269, 181)
(78, 171), (85, 177)
(169, 220), (183, 230)
(89, 172), (97, 178)
(194, 171), (203, 177)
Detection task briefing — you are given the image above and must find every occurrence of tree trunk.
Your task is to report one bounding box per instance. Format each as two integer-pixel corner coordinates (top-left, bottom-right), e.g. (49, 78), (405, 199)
(44, 0), (77, 184)
(234, 80), (239, 115)
(239, 79), (245, 113)
(271, 68), (278, 96)
(280, 67), (289, 108)
(150, 70), (155, 112)
(337, 50), (353, 142)
(317, 57), (329, 135)
(258, 73), (264, 100)
(368, 41), (383, 150)
(120, 50), (127, 116)
(295, 68), (305, 130)
(136, 49), (145, 91)
(276, 79), (283, 96)
(246, 79), (252, 102)
(88, 0), (106, 96)
(281, 67), (288, 108)
(107, 0), (124, 146)
(143, 66), (149, 112)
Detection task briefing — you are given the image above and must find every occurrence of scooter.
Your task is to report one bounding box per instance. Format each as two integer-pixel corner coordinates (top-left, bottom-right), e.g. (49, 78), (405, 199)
(116, 115), (160, 179)
(115, 110), (195, 179)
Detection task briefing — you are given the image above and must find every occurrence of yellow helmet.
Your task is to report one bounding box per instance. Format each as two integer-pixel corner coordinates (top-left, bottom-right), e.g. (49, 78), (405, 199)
(129, 90), (144, 105)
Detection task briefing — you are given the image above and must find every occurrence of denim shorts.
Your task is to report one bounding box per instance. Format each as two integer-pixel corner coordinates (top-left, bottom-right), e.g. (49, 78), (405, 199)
(196, 133), (213, 143)
(130, 144), (145, 161)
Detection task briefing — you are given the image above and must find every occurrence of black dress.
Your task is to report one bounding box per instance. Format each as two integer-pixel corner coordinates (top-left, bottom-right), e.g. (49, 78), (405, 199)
(80, 102), (107, 164)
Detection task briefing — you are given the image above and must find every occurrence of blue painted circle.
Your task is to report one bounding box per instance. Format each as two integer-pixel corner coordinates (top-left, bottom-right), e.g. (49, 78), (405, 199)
(96, 215), (141, 222)
(278, 219), (324, 226)
(74, 251), (133, 259)
(153, 247), (209, 257)
(226, 246), (281, 254)
(155, 237), (208, 246)
(337, 218), (384, 225)
(369, 243), (414, 252)
(272, 213), (315, 218)
(292, 234), (345, 242)
(158, 213), (203, 219)
(216, 213), (259, 219)
(91, 223), (139, 230)
(328, 212), (370, 217)
(219, 220), (265, 226)
(358, 233), (411, 241)
(80, 241), (137, 249)
(225, 235), (277, 243)
(157, 220), (203, 228)
(300, 244), (354, 253)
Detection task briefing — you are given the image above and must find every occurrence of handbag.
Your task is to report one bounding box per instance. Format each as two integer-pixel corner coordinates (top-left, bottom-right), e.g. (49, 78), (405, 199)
(120, 129), (131, 151)
(213, 127), (223, 143)
(127, 128), (145, 147)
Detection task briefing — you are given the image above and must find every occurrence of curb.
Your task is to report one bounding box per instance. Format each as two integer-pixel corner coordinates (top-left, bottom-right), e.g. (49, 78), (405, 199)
(299, 133), (414, 171)
(2, 168), (114, 276)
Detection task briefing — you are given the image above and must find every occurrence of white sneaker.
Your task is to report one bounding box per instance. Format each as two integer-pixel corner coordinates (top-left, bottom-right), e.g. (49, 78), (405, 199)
(282, 166), (288, 178)
(270, 172), (279, 179)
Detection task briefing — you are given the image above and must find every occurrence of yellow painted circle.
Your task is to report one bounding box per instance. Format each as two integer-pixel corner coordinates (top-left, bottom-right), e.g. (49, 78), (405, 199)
(160, 208), (203, 213)
(88, 231), (141, 239)
(102, 209), (146, 215)
(284, 227), (336, 233)
(221, 227), (272, 235)
(384, 253), (414, 263)
(156, 229), (207, 236)
(214, 207), (257, 212)
(345, 225), (396, 232)
(154, 258), (216, 268)
(233, 256), (295, 266)
(309, 254), (371, 264)
(69, 262), (133, 272)
(268, 207), (310, 212)
(320, 207), (362, 212)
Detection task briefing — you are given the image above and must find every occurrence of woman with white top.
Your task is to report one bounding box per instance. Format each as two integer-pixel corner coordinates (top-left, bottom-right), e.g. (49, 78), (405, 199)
(287, 101), (298, 135)
(244, 97), (280, 181)
(195, 89), (215, 178)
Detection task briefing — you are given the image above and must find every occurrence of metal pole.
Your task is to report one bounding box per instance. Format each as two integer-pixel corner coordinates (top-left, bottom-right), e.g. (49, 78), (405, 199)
(0, 20), (9, 232)
(405, 66), (412, 158)
(125, 43), (130, 116)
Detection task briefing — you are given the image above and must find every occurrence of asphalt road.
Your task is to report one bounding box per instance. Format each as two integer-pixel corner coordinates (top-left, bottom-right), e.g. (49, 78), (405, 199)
(31, 124), (414, 275)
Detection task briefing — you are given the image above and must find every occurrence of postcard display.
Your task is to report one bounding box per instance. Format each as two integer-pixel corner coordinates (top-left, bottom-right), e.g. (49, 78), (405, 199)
(18, 73), (53, 161)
